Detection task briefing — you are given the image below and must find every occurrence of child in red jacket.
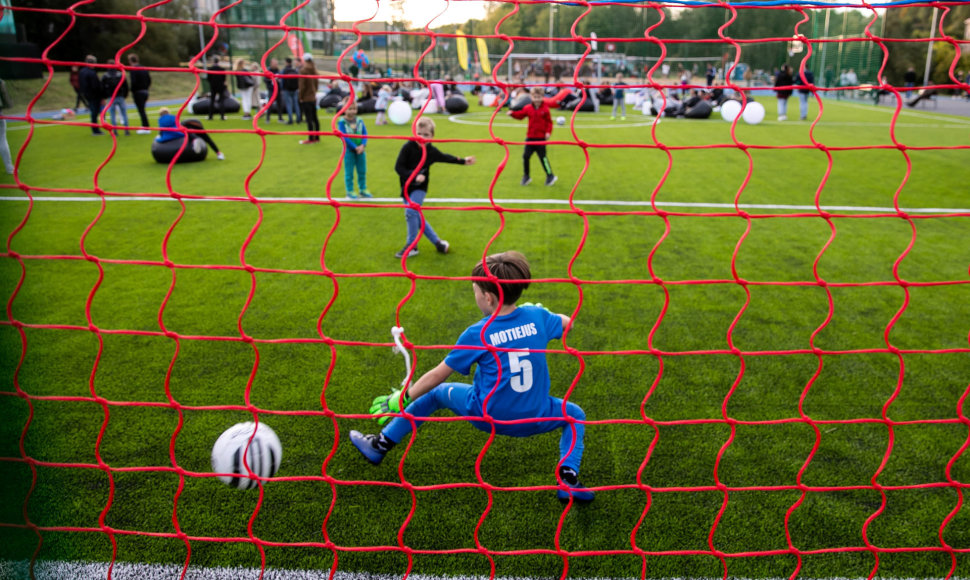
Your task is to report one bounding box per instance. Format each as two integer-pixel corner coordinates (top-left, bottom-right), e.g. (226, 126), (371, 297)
(508, 86), (557, 186)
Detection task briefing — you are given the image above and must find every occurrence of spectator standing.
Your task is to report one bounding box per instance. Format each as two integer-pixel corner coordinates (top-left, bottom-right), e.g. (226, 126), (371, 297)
(774, 64), (793, 121)
(611, 73), (627, 120)
(79, 55), (104, 135)
(70, 65), (85, 112)
(207, 56), (227, 121)
(795, 67), (814, 121)
(0, 76), (15, 173)
(297, 53), (320, 145)
(281, 57), (300, 124)
(101, 62), (130, 135)
(128, 53), (152, 134)
(374, 84), (392, 125)
(235, 59), (256, 120)
(265, 58), (284, 123)
(903, 66), (917, 99)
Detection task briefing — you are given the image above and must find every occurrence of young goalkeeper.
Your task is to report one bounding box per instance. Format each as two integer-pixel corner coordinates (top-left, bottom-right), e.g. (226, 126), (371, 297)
(350, 250), (593, 503)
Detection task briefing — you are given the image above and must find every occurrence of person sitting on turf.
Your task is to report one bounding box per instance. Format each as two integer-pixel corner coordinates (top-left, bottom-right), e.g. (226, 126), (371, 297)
(350, 250), (594, 503)
(155, 107), (225, 160)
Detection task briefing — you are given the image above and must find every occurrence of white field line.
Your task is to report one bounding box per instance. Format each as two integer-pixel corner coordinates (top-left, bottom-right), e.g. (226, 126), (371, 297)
(1, 196), (969, 215)
(836, 100), (970, 125)
(1, 561), (966, 580)
(448, 110), (970, 129)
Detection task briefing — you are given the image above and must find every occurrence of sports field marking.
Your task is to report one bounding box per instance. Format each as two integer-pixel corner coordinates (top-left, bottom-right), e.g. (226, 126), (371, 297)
(2, 560), (966, 580)
(448, 111), (662, 129)
(449, 108), (970, 128)
(2, 196), (968, 215)
(837, 100), (970, 125)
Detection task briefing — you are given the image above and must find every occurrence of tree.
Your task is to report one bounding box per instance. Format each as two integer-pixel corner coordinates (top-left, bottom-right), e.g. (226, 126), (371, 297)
(13, 0), (213, 67)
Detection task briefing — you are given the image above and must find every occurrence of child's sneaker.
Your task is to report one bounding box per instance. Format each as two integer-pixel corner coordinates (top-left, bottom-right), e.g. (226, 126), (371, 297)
(556, 467), (595, 503)
(621, 116), (626, 120)
(520, 175), (532, 186)
(216, 152), (225, 160)
(436, 240), (450, 254)
(545, 174), (558, 186)
(395, 248), (419, 258)
(349, 430), (387, 465)
(346, 191), (358, 199)
(360, 190), (373, 198)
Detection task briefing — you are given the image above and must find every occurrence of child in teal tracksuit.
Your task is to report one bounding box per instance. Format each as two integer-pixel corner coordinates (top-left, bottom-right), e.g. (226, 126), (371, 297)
(337, 99), (370, 199)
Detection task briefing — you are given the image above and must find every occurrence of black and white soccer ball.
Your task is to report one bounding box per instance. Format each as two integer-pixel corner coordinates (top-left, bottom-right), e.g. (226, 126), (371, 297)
(211, 421), (282, 489)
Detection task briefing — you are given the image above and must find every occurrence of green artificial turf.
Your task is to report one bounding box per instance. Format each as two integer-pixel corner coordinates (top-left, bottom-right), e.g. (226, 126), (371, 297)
(1, 97), (969, 579)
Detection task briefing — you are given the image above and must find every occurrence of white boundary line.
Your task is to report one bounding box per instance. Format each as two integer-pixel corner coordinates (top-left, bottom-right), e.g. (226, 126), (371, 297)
(835, 100), (970, 125)
(1, 560), (967, 580)
(1, 196), (968, 215)
(447, 109), (970, 129)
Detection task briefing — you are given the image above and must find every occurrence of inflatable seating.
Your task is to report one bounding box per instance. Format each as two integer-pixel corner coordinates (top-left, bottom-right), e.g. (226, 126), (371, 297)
(356, 97), (377, 114)
(151, 136), (208, 164)
(684, 100), (713, 119)
(445, 95), (469, 114)
(189, 96), (240, 115)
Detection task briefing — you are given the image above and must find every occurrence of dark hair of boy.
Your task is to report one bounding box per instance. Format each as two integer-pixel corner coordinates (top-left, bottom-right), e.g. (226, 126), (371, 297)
(471, 251), (531, 305)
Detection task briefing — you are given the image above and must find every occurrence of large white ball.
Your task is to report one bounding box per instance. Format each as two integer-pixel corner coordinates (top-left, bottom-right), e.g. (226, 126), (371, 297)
(741, 101), (765, 125)
(720, 99), (742, 122)
(211, 421), (282, 489)
(388, 99), (412, 125)
(556, 116), (565, 126)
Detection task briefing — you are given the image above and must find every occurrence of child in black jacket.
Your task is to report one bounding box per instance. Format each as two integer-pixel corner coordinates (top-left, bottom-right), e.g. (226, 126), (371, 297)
(393, 117), (475, 259)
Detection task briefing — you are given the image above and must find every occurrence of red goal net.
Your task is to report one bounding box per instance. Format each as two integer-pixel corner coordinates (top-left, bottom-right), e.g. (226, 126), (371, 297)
(1, 1), (969, 579)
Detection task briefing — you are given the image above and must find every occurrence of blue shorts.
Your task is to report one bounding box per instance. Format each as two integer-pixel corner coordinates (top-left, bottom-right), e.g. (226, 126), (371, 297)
(382, 383), (586, 471)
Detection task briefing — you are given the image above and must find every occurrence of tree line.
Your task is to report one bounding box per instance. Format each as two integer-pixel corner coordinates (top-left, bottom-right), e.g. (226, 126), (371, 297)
(12, 0), (970, 87)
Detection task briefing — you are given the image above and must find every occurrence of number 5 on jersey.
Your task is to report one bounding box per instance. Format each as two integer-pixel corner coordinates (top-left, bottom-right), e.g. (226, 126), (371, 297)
(509, 349), (533, 392)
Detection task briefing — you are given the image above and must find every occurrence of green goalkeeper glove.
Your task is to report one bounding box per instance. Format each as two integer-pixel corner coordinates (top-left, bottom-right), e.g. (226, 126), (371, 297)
(520, 302), (551, 313)
(369, 389), (412, 425)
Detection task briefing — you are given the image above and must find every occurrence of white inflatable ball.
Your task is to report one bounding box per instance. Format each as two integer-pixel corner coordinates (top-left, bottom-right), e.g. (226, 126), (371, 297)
(211, 421), (282, 489)
(388, 99), (412, 125)
(424, 99), (439, 114)
(741, 101), (766, 125)
(556, 116), (565, 126)
(720, 99), (742, 122)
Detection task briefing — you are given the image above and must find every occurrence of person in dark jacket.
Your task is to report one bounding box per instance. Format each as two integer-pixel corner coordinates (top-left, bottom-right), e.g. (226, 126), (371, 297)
(265, 57), (284, 123)
(79, 55), (104, 135)
(70, 65), (85, 112)
(281, 57), (300, 124)
(393, 117), (475, 258)
(297, 54), (319, 144)
(128, 53), (151, 133)
(101, 60), (130, 135)
(774, 64), (794, 121)
(207, 56), (227, 121)
(795, 67), (815, 121)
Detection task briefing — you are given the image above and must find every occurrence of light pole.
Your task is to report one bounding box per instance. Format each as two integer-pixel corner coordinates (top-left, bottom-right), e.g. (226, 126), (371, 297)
(923, 6), (939, 85)
(548, 3), (555, 55)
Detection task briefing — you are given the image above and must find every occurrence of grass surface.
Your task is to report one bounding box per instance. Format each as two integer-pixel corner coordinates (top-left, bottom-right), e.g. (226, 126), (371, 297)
(1, 96), (969, 579)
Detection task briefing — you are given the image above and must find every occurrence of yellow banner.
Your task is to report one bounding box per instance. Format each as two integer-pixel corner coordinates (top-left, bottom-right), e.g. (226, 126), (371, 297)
(456, 31), (469, 71)
(476, 38), (491, 75)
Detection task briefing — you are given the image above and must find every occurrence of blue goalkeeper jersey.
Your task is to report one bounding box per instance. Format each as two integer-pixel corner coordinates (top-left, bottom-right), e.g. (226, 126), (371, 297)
(444, 305), (563, 420)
